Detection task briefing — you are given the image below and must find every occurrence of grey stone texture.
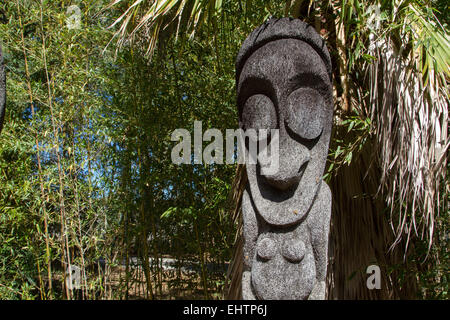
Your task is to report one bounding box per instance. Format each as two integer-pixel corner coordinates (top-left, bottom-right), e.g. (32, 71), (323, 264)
(237, 18), (333, 300)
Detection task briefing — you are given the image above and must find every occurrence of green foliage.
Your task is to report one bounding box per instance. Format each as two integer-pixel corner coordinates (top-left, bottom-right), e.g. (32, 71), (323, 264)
(0, 0), (447, 300)
(324, 112), (371, 181)
(0, 0), (252, 300)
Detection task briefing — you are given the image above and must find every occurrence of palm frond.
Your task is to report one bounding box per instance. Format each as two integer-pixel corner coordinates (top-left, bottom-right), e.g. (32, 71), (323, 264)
(364, 1), (449, 252)
(105, 0), (224, 56)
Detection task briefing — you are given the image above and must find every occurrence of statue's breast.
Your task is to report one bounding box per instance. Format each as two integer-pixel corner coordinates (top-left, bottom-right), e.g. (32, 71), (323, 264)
(251, 228), (316, 300)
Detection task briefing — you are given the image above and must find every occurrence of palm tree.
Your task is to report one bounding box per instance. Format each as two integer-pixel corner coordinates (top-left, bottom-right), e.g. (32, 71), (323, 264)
(104, 0), (449, 299)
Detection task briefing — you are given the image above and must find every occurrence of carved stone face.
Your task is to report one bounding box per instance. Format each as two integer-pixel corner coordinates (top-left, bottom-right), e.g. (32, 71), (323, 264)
(238, 38), (333, 226)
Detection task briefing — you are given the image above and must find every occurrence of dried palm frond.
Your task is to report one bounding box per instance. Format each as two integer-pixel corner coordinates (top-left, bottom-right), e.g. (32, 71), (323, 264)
(104, 0), (224, 57)
(364, 2), (449, 253)
(224, 164), (246, 299)
(226, 0), (448, 300)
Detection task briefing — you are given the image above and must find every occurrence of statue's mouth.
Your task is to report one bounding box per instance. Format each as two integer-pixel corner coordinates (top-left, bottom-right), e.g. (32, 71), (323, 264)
(246, 163), (319, 227)
(256, 161), (308, 202)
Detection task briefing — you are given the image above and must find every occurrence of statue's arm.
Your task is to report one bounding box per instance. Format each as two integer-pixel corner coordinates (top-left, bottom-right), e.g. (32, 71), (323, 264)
(307, 182), (332, 299)
(241, 186), (258, 299)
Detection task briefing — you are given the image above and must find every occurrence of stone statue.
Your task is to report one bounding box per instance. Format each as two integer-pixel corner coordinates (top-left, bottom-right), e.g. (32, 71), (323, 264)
(236, 18), (333, 300)
(0, 43), (6, 134)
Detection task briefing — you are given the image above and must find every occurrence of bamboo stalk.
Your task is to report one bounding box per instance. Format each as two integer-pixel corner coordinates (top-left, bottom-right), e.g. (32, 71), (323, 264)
(194, 219), (209, 299)
(70, 129), (89, 299)
(16, 0), (53, 299)
(331, 0), (350, 113)
(39, 0), (72, 299)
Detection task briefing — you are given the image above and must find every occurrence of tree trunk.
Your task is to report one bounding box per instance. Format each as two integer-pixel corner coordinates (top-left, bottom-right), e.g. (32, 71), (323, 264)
(327, 140), (418, 299)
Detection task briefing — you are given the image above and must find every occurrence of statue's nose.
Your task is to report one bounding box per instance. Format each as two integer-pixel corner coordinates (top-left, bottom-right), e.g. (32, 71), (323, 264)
(261, 139), (310, 191)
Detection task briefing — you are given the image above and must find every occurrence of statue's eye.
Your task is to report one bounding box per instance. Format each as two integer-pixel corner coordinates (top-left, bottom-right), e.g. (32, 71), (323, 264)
(241, 94), (277, 139)
(285, 88), (324, 141)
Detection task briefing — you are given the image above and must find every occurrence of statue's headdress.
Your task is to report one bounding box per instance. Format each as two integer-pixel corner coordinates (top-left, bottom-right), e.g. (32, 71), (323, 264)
(235, 18), (332, 82)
